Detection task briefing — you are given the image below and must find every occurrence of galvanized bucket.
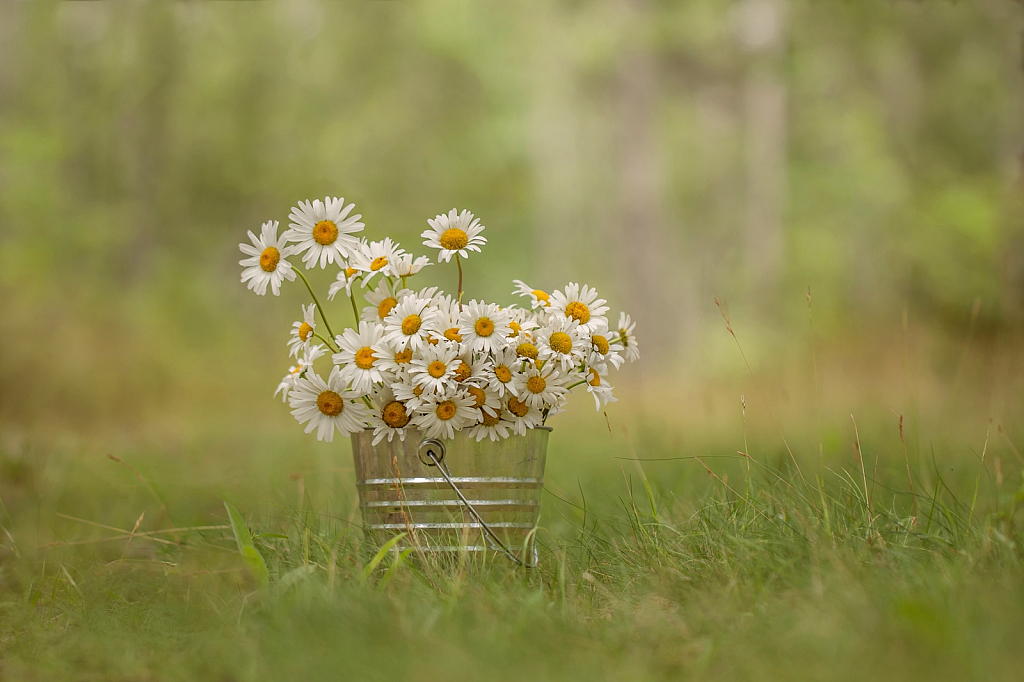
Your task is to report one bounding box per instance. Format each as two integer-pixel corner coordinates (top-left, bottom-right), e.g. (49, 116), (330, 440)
(350, 426), (550, 563)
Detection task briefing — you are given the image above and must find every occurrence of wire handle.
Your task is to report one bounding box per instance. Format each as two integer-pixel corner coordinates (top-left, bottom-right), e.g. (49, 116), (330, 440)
(419, 439), (537, 568)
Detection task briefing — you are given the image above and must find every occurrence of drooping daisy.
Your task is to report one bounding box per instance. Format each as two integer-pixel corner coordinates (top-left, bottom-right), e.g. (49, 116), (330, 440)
(548, 283), (610, 335)
(486, 346), (521, 398)
(327, 262), (362, 301)
(288, 366), (369, 442)
(584, 365), (618, 411)
(371, 340), (414, 377)
(368, 384), (412, 446)
(274, 344), (327, 402)
(512, 280), (551, 310)
(458, 300), (511, 355)
(412, 389), (478, 440)
(408, 342), (460, 394)
(461, 382), (500, 418)
(586, 320), (625, 370)
(433, 295), (465, 344)
(505, 394), (544, 436)
(239, 221), (297, 296)
(535, 316), (587, 373)
(287, 304), (318, 358)
(616, 312), (640, 362)
(421, 208), (486, 262)
(505, 305), (542, 340)
(391, 370), (432, 412)
(391, 253), (432, 278)
(382, 296), (441, 352)
(361, 280), (412, 325)
(467, 407), (513, 442)
(285, 197), (364, 269)
(513, 363), (569, 410)
(349, 238), (405, 288)
(333, 321), (387, 394)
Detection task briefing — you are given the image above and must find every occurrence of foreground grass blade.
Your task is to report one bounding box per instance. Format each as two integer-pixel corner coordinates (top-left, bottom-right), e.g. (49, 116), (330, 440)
(361, 532), (406, 586)
(224, 501), (270, 589)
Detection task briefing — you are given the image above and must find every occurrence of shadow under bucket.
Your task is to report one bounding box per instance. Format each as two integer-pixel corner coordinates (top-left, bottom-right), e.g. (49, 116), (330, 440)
(350, 426), (550, 563)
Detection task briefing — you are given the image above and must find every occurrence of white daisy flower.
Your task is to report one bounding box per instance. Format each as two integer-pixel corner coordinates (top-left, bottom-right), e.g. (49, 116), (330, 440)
(512, 280), (551, 310)
(391, 370), (432, 412)
(382, 296), (441, 352)
(349, 237), (405, 288)
(513, 363), (569, 410)
(616, 312), (640, 362)
(415, 286), (444, 306)
(505, 305), (542, 341)
(548, 283), (610, 335)
(584, 365), (618, 411)
(504, 394), (544, 436)
(461, 382), (500, 418)
(586, 320), (625, 370)
(391, 253), (432, 278)
(274, 344), (327, 402)
(535, 316), (587, 373)
(333, 321), (387, 394)
(433, 295), (466, 344)
(421, 208), (486, 262)
(361, 280), (413, 325)
(408, 343), (459, 394)
(288, 366), (369, 442)
(411, 389), (478, 440)
(451, 352), (490, 386)
(368, 384), (413, 446)
(512, 334), (542, 369)
(239, 220), (297, 296)
(485, 346), (521, 398)
(467, 407), (513, 442)
(327, 263), (362, 301)
(285, 197), (364, 269)
(287, 304), (318, 358)
(371, 340), (414, 378)
(458, 300), (511, 355)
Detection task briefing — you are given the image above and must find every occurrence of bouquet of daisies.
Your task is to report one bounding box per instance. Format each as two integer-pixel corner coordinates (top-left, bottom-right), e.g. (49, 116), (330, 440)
(240, 198), (639, 445)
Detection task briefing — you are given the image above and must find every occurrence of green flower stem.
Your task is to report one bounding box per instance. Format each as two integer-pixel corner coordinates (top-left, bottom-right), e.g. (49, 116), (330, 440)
(349, 291), (361, 325)
(293, 268), (336, 339)
(456, 254), (464, 311)
(313, 332), (338, 354)
(567, 379), (589, 391)
(362, 396), (374, 410)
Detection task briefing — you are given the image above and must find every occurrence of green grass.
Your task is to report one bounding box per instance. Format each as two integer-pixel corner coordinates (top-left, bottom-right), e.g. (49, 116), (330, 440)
(2, 417), (1024, 682)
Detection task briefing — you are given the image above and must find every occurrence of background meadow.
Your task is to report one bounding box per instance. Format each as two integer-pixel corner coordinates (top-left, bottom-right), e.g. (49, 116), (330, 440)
(2, 1), (1024, 680)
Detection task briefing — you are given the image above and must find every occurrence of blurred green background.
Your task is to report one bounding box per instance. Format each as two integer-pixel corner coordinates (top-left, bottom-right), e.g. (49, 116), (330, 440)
(1, 0), (1023, 540)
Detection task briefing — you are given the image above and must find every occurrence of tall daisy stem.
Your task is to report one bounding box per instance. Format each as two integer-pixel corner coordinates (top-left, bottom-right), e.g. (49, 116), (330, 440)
(294, 269), (335, 339)
(349, 291), (361, 325)
(456, 255), (464, 311)
(313, 332), (339, 353)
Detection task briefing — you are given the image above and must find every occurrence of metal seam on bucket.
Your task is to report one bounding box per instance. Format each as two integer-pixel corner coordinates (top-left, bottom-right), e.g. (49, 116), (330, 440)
(357, 477), (543, 488)
(361, 499), (538, 509)
(367, 522), (536, 530)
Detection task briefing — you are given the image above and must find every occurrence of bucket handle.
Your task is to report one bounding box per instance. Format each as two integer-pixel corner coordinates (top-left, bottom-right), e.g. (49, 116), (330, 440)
(419, 438), (538, 568)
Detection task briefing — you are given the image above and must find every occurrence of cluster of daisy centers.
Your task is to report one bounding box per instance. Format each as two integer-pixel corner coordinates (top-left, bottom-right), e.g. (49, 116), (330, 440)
(239, 198), (640, 445)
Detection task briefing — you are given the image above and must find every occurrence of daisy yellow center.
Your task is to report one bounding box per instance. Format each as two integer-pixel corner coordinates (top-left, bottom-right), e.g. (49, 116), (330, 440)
(298, 322), (314, 342)
(508, 396), (530, 418)
(494, 365), (512, 383)
(394, 349), (413, 365)
(401, 315), (422, 335)
(592, 335), (610, 355)
(454, 361), (472, 382)
(436, 400), (457, 421)
(345, 266), (359, 278)
(516, 342), (539, 361)
(467, 386), (487, 408)
(371, 256), (388, 271)
(259, 247), (280, 272)
(533, 290), (550, 307)
(564, 301), (590, 324)
(439, 228), (468, 251)
(413, 385), (424, 397)
(549, 332), (573, 355)
(620, 329), (630, 347)
(589, 368), (601, 387)
(507, 321), (522, 337)
(355, 347), (376, 370)
(444, 328), (463, 343)
(426, 334), (440, 346)
(427, 361), (448, 378)
(316, 390), (344, 417)
(378, 297), (397, 320)
(481, 410), (501, 427)
(382, 401), (410, 428)
(474, 317), (495, 337)
(313, 220), (338, 246)
(526, 376), (547, 394)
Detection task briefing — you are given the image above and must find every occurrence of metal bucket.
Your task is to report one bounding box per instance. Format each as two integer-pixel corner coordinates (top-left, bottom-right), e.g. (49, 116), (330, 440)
(350, 426), (550, 560)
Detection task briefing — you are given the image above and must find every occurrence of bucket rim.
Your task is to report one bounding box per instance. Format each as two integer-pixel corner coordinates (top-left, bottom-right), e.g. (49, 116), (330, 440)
(357, 425), (553, 433)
